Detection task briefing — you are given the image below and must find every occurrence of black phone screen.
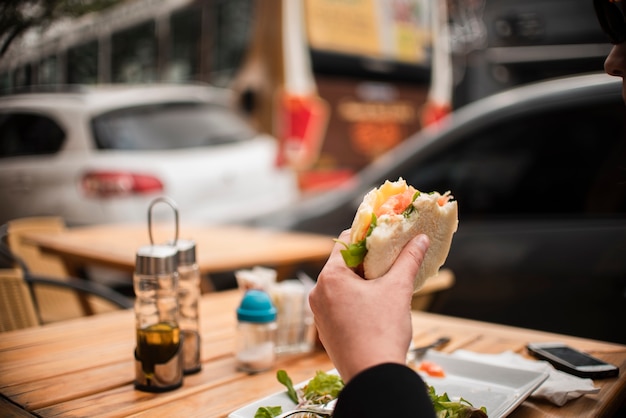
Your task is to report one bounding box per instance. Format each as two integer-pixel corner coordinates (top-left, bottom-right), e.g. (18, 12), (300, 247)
(542, 346), (606, 367)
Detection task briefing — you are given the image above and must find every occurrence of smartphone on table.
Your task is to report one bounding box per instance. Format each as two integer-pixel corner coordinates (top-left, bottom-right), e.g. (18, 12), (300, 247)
(527, 342), (619, 379)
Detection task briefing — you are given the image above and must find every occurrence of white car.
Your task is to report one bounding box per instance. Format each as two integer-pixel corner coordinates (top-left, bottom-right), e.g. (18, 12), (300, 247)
(0, 84), (299, 226)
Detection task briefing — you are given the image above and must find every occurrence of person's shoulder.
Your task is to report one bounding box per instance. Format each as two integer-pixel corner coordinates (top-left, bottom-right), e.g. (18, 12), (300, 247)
(334, 363), (436, 418)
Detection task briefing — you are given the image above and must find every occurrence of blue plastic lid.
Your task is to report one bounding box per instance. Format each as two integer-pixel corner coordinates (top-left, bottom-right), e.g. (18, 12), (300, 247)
(237, 290), (277, 323)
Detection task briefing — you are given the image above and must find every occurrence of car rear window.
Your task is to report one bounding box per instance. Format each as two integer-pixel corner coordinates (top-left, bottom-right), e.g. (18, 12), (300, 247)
(91, 102), (256, 150)
(0, 112), (65, 158)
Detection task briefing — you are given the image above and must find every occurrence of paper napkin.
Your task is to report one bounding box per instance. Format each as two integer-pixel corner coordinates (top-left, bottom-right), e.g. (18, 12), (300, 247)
(450, 350), (600, 406)
(235, 266), (277, 292)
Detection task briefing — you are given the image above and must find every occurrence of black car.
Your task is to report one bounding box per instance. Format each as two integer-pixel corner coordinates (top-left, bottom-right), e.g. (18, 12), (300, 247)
(251, 73), (626, 344)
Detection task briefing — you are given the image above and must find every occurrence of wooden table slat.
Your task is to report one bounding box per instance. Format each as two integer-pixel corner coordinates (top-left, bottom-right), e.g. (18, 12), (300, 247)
(0, 396), (36, 417)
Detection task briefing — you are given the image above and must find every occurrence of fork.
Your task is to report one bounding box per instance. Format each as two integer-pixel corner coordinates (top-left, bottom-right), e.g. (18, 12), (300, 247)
(273, 399), (336, 418)
(407, 336), (451, 363)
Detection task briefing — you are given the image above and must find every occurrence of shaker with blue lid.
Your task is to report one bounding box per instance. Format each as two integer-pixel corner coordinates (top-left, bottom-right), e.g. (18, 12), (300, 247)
(236, 290), (277, 373)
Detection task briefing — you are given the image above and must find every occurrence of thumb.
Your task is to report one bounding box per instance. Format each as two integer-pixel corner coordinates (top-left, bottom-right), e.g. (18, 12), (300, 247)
(383, 234), (430, 288)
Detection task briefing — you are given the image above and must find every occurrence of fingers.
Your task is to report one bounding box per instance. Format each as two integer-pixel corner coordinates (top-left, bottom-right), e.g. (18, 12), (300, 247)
(329, 229), (351, 258)
(310, 229), (354, 311)
(383, 234), (430, 286)
(326, 230), (429, 280)
(322, 229), (357, 273)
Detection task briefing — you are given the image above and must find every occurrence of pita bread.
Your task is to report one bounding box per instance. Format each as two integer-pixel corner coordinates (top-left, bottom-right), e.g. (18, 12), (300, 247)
(345, 178), (458, 291)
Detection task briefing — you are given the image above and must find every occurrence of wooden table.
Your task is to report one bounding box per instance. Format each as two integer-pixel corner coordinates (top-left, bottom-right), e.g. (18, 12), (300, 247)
(19, 223), (335, 278)
(1, 290), (625, 417)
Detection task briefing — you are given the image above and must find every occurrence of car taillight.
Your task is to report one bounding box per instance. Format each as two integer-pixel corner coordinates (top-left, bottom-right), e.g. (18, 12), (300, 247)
(421, 101), (451, 127)
(81, 171), (164, 198)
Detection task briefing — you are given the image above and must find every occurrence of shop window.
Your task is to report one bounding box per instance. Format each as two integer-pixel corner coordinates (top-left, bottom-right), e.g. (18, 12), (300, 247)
(68, 41), (99, 84)
(111, 21), (156, 83)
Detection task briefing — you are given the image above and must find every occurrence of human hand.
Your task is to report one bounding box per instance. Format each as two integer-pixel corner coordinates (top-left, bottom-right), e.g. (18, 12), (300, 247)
(309, 229), (430, 382)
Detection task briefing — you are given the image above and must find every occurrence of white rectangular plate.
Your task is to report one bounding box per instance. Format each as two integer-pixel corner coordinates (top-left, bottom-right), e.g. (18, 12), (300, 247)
(228, 351), (549, 418)
(418, 351), (549, 418)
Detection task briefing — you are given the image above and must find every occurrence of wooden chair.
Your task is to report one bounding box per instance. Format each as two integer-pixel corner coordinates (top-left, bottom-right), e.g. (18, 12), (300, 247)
(0, 267), (40, 331)
(411, 268), (455, 311)
(0, 220), (133, 329)
(5, 216), (69, 278)
(4, 217), (91, 322)
(0, 264), (133, 332)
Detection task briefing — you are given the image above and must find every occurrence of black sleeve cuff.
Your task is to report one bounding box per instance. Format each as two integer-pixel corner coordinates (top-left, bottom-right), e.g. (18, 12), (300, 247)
(333, 363), (436, 418)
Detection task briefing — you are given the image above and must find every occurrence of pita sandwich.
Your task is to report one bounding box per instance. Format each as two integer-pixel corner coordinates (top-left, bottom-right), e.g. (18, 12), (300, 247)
(338, 177), (458, 291)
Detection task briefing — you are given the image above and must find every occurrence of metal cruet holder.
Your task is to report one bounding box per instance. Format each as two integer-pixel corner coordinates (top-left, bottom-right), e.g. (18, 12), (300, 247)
(151, 196), (202, 374)
(133, 197), (183, 392)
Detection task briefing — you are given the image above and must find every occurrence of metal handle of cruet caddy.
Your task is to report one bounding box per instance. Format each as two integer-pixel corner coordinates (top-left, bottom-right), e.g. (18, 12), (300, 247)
(133, 196), (183, 393)
(147, 196), (180, 246)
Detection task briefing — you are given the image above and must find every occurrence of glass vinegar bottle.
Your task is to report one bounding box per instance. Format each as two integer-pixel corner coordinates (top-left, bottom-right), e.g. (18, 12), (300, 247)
(134, 244), (183, 392)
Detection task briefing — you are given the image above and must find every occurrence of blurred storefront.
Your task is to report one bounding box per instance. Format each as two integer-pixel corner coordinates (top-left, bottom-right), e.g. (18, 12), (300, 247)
(0, 0), (255, 89)
(232, 0), (440, 192)
(448, 0), (612, 108)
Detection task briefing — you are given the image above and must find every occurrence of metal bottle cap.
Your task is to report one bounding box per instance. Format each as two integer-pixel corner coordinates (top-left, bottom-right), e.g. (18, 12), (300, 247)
(135, 244), (178, 275)
(167, 239), (196, 266)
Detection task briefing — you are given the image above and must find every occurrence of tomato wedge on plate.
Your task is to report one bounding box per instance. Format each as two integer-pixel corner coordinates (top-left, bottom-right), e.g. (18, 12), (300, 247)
(418, 361), (446, 377)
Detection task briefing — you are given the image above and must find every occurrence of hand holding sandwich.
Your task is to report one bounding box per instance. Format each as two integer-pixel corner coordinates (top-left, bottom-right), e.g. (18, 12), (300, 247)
(338, 177), (458, 290)
(309, 229), (430, 382)
(309, 178), (453, 417)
